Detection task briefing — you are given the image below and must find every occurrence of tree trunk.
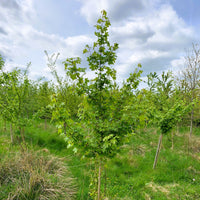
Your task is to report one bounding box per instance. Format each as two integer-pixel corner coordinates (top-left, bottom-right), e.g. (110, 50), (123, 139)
(104, 166), (107, 198)
(171, 131), (174, 150)
(64, 122), (67, 135)
(19, 127), (25, 143)
(153, 134), (163, 169)
(10, 123), (13, 144)
(188, 108), (194, 152)
(45, 118), (47, 130)
(176, 122), (179, 135)
(187, 133), (190, 154)
(189, 109), (194, 137)
(3, 120), (6, 132)
(98, 160), (102, 200)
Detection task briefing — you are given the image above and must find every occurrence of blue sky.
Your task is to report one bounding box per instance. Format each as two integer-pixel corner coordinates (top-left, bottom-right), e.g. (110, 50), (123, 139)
(0, 0), (199, 83)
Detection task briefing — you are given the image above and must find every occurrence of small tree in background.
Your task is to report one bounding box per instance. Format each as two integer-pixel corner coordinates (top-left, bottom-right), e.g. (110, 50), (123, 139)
(148, 71), (193, 169)
(0, 54), (4, 70)
(33, 81), (54, 129)
(177, 44), (200, 138)
(0, 64), (32, 143)
(153, 101), (192, 169)
(0, 55), (9, 134)
(45, 51), (83, 135)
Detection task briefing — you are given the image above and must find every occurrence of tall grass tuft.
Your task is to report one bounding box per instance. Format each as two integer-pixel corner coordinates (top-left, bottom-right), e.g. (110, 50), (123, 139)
(0, 148), (76, 200)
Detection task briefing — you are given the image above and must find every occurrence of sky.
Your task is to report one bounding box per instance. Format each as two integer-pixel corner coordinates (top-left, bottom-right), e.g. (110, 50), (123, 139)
(0, 0), (200, 84)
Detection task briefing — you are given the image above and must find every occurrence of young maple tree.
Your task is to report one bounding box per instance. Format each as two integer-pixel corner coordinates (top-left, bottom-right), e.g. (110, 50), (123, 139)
(51, 10), (136, 199)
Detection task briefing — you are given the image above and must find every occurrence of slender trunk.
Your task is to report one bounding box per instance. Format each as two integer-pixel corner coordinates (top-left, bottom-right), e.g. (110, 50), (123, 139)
(171, 131), (174, 150)
(188, 108), (194, 152)
(189, 109), (194, 137)
(153, 134), (163, 169)
(145, 120), (148, 130)
(64, 122), (67, 135)
(4, 120), (6, 132)
(98, 160), (102, 200)
(10, 123), (13, 144)
(19, 126), (21, 139)
(22, 127), (25, 135)
(19, 126), (25, 143)
(188, 133), (190, 154)
(176, 122), (179, 135)
(45, 118), (47, 130)
(104, 166), (107, 197)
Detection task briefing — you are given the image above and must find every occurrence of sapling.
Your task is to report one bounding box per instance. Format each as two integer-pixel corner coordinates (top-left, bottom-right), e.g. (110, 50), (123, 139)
(57, 10), (140, 199)
(153, 101), (193, 169)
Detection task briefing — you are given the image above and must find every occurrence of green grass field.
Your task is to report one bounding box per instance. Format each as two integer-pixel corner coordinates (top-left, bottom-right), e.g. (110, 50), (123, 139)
(1, 121), (200, 199)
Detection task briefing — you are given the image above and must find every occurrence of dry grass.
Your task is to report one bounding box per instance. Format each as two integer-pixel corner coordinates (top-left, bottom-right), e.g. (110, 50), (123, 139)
(0, 148), (76, 200)
(145, 182), (179, 199)
(189, 134), (200, 153)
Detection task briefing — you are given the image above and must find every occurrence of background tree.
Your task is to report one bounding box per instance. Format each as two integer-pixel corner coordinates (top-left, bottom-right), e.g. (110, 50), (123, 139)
(119, 64), (148, 130)
(33, 81), (54, 129)
(0, 54), (4, 70)
(0, 55), (8, 132)
(45, 52), (83, 135)
(177, 44), (200, 138)
(145, 71), (192, 169)
(0, 64), (32, 143)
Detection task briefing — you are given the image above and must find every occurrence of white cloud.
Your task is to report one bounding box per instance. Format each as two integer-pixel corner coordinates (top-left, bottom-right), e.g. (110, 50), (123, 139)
(0, 0), (199, 84)
(0, 0), (94, 80)
(79, 0), (159, 24)
(169, 56), (186, 76)
(78, 0), (197, 81)
(108, 4), (195, 78)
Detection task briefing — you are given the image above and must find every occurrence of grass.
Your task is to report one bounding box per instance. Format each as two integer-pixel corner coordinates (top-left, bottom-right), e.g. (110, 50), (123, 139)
(1, 121), (200, 199)
(102, 127), (200, 199)
(0, 142), (76, 199)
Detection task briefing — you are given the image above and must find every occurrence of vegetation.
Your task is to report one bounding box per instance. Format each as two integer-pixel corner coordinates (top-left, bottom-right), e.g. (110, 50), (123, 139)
(0, 147), (76, 200)
(1, 120), (200, 199)
(1, 10), (200, 200)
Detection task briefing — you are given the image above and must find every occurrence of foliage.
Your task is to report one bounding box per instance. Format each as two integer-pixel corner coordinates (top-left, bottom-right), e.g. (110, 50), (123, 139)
(145, 71), (194, 134)
(0, 54), (4, 70)
(159, 100), (193, 134)
(0, 66), (32, 128)
(123, 63), (143, 92)
(62, 10), (134, 160)
(45, 51), (83, 135)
